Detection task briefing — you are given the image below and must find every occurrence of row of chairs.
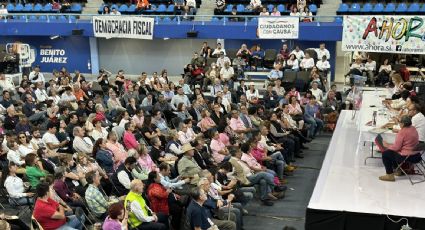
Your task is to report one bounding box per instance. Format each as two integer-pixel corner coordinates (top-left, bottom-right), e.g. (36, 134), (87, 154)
(8, 15), (77, 22)
(98, 4), (198, 14)
(337, 3), (425, 15)
(222, 3), (318, 14)
(5, 3), (83, 13)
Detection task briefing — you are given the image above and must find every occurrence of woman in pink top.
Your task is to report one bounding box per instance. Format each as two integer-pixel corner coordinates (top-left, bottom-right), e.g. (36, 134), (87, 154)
(106, 131), (128, 169)
(137, 143), (158, 172)
(198, 109), (217, 132)
(379, 115), (420, 182)
(210, 130), (229, 164)
(288, 95), (304, 129)
(123, 122), (139, 150)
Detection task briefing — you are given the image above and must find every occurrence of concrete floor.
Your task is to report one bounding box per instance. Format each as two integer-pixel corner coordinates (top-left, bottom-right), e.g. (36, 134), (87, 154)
(243, 134), (332, 230)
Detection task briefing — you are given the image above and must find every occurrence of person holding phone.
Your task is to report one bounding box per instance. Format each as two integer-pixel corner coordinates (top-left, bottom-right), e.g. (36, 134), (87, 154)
(102, 202), (128, 230)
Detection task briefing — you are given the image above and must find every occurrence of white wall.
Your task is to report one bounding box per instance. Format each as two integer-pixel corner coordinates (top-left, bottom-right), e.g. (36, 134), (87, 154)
(97, 38), (217, 76)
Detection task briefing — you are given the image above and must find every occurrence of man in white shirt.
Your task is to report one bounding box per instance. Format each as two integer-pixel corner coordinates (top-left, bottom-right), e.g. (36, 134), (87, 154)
(125, 179), (168, 229)
(110, 8), (121, 15)
(72, 126), (93, 155)
(34, 82), (49, 103)
(364, 56), (377, 84)
(310, 82), (324, 102)
(216, 52), (231, 69)
(42, 123), (68, 152)
(315, 43), (330, 60)
(29, 66), (45, 84)
(0, 73), (16, 92)
(6, 141), (24, 166)
(290, 45), (305, 61)
(316, 55), (331, 77)
(409, 103), (425, 142)
(170, 87), (191, 110)
(212, 43), (226, 57)
(300, 53), (315, 71)
(220, 62), (235, 89)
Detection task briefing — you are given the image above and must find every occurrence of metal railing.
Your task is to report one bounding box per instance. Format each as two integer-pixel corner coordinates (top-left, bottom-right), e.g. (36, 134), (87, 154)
(0, 13), (343, 24)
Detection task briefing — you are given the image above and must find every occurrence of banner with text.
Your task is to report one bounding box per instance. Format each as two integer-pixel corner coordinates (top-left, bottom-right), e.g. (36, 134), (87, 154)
(257, 17), (299, 39)
(92, 16), (154, 40)
(342, 15), (425, 54)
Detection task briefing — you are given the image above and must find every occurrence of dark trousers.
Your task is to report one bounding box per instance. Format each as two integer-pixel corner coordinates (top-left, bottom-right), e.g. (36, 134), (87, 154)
(136, 213), (168, 230)
(273, 136), (295, 162)
(382, 150), (422, 174)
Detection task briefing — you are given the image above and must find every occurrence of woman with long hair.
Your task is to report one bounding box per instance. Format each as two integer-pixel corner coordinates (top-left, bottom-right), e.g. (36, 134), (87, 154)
(92, 138), (114, 175)
(2, 162), (34, 205)
(16, 132), (36, 157)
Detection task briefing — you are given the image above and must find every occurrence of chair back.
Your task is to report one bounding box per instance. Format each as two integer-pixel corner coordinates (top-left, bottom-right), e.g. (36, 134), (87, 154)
(31, 215), (44, 230)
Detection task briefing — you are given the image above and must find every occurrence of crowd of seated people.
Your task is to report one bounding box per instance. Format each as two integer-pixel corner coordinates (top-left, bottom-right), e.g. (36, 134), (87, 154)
(344, 52), (424, 87)
(0, 39), (421, 229)
(0, 42), (331, 230)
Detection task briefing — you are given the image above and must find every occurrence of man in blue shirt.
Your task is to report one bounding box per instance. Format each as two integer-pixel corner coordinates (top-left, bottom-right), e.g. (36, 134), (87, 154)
(187, 188), (212, 230)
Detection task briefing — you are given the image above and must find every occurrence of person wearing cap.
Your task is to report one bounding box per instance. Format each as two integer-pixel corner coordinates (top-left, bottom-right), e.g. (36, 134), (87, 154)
(379, 115), (421, 182)
(177, 143), (202, 186)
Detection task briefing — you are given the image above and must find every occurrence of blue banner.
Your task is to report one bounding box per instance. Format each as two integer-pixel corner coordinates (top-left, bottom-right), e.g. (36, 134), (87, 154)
(0, 36), (91, 73)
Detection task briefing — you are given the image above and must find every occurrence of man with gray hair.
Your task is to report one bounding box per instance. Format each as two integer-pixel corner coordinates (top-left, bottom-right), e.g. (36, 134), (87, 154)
(72, 126), (93, 155)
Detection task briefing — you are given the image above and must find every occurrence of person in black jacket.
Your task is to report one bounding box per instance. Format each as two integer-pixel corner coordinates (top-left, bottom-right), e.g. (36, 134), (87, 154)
(192, 139), (217, 172)
(110, 157), (137, 196)
(37, 147), (56, 174)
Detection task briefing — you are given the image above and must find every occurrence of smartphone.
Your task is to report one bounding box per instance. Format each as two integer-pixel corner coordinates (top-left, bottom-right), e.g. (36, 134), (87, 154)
(126, 201), (132, 212)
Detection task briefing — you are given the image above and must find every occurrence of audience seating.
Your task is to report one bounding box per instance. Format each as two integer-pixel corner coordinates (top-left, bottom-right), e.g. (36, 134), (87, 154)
(6, 3), (83, 14)
(338, 3), (425, 15)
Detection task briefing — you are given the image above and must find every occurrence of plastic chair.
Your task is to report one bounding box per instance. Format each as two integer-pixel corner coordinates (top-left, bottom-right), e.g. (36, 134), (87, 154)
(277, 4), (285, 13)
(334, 16), (343, 23)
(309, 4), (317, 14)
(337, 3), (349, 14)
(58, 15), (67, 21)
(361, 3), (372, 13)
(395, 3), (407, 13)
(43, 3), (53, 12)
(14, 4), (24, 12)
(49, 15), (57, 21)
(33, 3), (43, 12)
(166, 4), (174, 13)
(372, 3), (384, 13)
(349, 3), (361, 13)
(162, 17), (171, 22)
(118, 4), (128, 12)
(156, 4), (166, 13)
(39, 15), (47, 21)
(71, 4), (82, 13)
(69, 15), (76, 22)
(28, 15), (37, 21)
(267, 4), (274, 12)
(110, 4), (118, 10)
(6, 4), (14, 12)
(23, 4), (33, 12)
(250, 17), (258, 22)
(407, 3), (420, 14)
(236, 4), (245, 13)
(384, 3), (395, 13)
(394, 144), (425, 185)
(224, 4), (233, 13)
(127, 4), (136, 13)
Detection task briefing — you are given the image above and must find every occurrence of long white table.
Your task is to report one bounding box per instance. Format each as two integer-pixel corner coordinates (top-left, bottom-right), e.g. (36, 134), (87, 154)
(307, 91), (425, 221)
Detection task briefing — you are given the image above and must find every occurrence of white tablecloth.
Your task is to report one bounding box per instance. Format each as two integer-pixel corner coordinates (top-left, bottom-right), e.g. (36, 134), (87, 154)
(357, 89), (396, 144)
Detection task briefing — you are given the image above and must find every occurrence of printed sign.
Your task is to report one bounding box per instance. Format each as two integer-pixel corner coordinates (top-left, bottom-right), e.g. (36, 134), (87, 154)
(257, 17), (299, 39)
(342, 15), (425, 54)
(92, 16), (154, 40)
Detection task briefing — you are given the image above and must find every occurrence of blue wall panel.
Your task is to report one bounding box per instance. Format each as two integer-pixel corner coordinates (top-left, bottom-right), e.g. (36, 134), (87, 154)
(0, 20), (343, 41)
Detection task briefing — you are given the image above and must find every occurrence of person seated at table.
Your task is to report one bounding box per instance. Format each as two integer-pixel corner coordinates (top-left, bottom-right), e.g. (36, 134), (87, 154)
(383, 90), (410, 111)
(378, 116), (421, 182)
(375, 59), (392, 86)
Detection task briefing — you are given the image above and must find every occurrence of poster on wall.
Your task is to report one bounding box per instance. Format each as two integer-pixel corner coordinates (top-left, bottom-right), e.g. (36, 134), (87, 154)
(257, 17), (299, 39)
(92, 16), (154, 40)
(342, 15), (425, 54)
(0, 37), (91, 73)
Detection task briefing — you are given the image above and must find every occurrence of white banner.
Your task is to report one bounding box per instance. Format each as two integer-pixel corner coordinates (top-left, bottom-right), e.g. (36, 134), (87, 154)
(92, 16), (154, 40)
(257, 17), (299, 39)
(342, 15), (425, 54)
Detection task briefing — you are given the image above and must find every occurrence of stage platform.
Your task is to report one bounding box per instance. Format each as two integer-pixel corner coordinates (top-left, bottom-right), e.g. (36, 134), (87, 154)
(306, 101), (425, 229)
